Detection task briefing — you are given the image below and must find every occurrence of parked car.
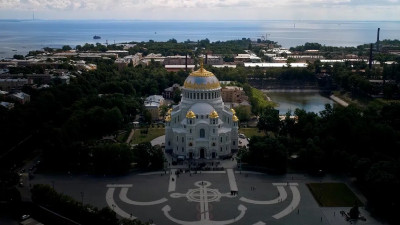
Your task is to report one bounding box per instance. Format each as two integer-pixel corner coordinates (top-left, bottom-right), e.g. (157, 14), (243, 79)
(21, 214), (30, 220)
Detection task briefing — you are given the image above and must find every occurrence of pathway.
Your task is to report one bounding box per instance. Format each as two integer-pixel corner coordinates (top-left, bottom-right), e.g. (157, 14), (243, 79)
(125, 129), (135, 144)
(330, 95), (349, 107)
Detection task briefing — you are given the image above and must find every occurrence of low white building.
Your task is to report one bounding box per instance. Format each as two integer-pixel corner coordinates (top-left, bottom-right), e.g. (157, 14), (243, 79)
(244, 62), (308, 68)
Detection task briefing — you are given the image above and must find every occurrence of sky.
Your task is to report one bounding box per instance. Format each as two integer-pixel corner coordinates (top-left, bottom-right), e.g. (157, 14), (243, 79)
(0, 0), (399, 21)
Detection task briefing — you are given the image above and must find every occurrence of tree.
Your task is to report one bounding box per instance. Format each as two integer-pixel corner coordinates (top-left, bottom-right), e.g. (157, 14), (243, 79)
(159, 105), (169, 118)
(119, 218), (149, 225)
(132, 142), (152, 168)
(234, 105), (251, 121)
(62, 45), (72, 51)
(173, 88), (182, 103)
(13, 54), (24, 60)
(149, 145), (165, 169)
(143, 109), (152, 124)
(245, 136), (287, 173)
(92, 143), (133, 174)
(257, 106), (280, 134)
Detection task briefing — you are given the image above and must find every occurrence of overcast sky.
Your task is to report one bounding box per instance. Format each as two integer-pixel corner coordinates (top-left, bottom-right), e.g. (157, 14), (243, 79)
(0, 0), (399, 20)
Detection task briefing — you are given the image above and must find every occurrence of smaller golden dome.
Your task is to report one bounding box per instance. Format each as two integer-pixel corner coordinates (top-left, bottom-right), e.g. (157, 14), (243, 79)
(167, 108), (172, 115)
(209, 110), (219, 119)
(230, 108), (236, 115)
(232, 115), (239, 122)
(165, 115), (171, 122)
(186, 110), (196, 119)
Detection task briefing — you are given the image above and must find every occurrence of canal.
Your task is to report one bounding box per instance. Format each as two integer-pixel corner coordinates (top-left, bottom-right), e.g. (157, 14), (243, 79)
(263, 90), (335, 114)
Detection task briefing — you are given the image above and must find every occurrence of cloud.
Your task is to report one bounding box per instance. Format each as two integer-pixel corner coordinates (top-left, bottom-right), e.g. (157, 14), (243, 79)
(2, 0), (398, 11)
(0, 0), (399, 20)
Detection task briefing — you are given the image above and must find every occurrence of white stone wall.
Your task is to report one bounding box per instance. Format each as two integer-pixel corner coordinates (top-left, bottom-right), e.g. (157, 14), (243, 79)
(165, 86), (238, 160)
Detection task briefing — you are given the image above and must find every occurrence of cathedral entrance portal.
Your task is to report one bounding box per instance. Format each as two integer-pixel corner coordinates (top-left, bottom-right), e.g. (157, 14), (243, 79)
(189, 152), (193, 159)
(200, 148), (205, 159)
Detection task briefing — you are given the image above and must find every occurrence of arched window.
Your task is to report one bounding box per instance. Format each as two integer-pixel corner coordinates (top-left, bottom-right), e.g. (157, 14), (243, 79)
(189, 142), (193, 146)
(200, 129), (205, 138)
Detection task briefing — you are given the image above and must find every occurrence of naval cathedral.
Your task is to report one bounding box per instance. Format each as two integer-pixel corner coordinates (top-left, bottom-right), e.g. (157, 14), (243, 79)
(165, 62), (239, 160)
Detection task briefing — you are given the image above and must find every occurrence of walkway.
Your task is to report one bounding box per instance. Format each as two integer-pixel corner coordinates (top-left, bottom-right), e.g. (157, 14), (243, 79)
(330, 95), (349, 107)
(125, 129), (135, 144)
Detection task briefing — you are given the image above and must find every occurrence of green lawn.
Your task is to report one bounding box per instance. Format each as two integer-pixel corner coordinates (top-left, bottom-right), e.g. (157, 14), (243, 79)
(239, 128), (265, 138)
(307, 183), (363, 207)
(131, 128), (165, 144)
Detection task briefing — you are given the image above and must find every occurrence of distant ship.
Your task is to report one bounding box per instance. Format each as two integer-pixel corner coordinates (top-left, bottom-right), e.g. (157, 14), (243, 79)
(93, 35), (101, 39)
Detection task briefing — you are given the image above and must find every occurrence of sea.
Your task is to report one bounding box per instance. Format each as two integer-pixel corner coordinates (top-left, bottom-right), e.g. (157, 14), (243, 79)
(0, 20), (399, 59)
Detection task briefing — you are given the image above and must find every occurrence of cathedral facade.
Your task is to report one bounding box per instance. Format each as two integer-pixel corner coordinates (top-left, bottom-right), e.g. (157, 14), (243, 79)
(165, 63), (239, 160)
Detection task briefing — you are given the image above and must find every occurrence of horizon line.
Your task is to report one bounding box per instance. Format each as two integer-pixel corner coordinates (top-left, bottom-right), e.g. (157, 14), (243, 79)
(1, 18), (400, 22)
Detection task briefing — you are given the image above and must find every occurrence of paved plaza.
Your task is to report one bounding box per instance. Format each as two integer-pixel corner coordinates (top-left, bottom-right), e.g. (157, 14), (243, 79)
(30, 168), (382, 225)
(25, 132), (381, 225)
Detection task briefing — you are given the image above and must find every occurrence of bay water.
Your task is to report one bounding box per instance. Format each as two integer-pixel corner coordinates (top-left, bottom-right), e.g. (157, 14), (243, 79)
(1, 20), (399, 59)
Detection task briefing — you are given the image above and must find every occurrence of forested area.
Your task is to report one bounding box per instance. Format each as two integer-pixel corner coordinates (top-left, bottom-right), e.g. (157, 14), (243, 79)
(0, 60), (187, 173)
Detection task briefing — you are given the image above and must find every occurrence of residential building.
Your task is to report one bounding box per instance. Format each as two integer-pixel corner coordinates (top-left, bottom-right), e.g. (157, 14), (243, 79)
(164, 55), (194, 65)
(163, 84), (182, 99)
(0, 78), (30, 91)
(221, 86), (248, 103)
(144, 95), (165, 121)
(0, 101), (14, 110)
(10, 92), (30, 104)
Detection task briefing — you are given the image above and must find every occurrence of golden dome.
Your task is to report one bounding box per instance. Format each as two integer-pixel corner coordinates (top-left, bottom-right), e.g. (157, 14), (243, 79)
(165, 115), (171, 122)
(232, 115), (239, 122)
(209, 110), (219, 119)
(186, 110), (196, 119)
(190, 63), (215, 77)
(230, 108), (236, 115)
(167, 108), (172, 115)
(183, 58), (221, 90)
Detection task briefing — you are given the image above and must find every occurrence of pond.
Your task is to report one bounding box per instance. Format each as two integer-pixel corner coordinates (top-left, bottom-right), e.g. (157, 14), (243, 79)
(263, 90), (335, 114)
